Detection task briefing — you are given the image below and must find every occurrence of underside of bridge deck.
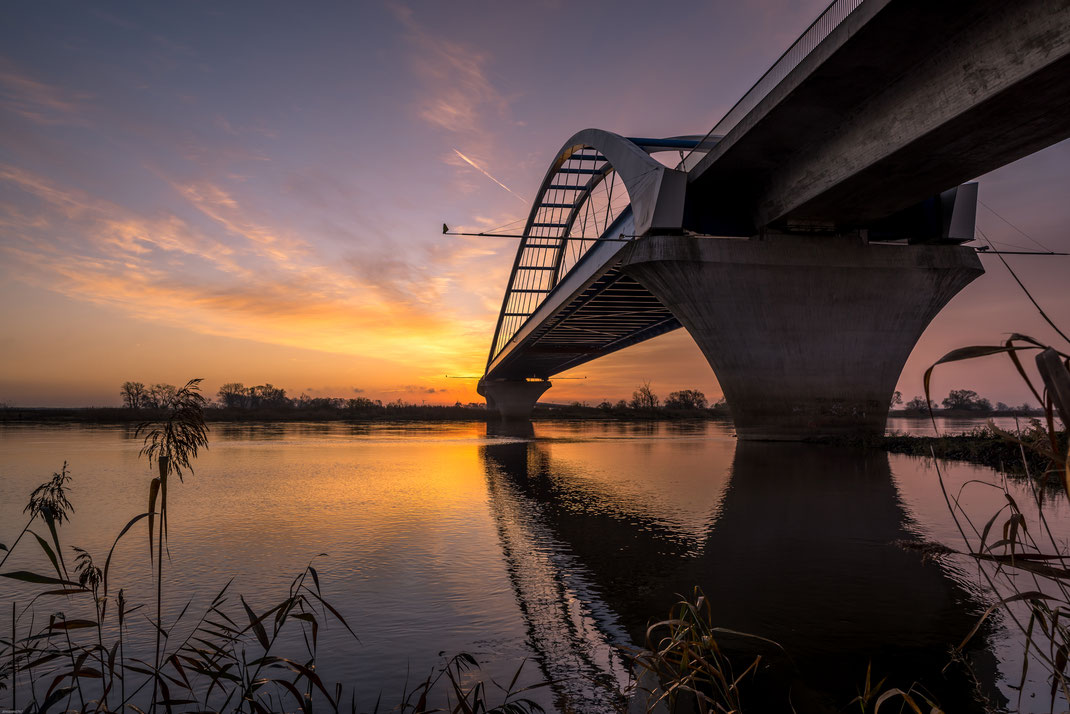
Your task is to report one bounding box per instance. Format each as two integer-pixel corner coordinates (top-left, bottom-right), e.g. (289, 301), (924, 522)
(685, 0), (1070, 235)
(486, 265), (680, 381)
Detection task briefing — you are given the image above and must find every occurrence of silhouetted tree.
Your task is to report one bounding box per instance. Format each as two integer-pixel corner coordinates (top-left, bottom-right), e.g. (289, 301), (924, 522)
(630, 382), (659, 409)
(614, 399), (628, 410)
(217, 383), (248, 408)
(120, 381), (148, 409)
(664, 389), (708, 410)
(300, 397), (344, 409)
(146, 383), (177, 409)
(249, 383), (288, 408)
(346, 397), (382, 410)
(905, 395), (937, 413)
(942, 389), (993, 412)
(891, 390), (904, 407)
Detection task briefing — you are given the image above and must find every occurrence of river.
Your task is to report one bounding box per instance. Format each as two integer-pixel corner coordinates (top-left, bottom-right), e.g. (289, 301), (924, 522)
(1, 418), (1065, 712)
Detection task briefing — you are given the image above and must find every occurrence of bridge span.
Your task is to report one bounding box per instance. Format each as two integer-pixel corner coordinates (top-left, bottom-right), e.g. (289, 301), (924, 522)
(479, 0), (1070, 439)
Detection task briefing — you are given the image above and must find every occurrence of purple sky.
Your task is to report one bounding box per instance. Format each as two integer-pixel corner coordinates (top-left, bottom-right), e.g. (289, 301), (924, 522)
(1, 1), (1067, 407)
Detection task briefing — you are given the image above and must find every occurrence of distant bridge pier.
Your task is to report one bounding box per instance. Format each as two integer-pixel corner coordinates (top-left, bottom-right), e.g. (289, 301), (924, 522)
(478, 379), (552, 422)
(623, 234), (983, 440)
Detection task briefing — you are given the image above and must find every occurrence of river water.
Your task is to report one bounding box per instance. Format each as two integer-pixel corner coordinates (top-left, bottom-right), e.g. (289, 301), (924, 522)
(1, 418), (1066, 712)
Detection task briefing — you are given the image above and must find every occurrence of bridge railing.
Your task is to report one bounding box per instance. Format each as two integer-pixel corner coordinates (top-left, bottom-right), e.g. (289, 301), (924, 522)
(679, 0), (865, 172)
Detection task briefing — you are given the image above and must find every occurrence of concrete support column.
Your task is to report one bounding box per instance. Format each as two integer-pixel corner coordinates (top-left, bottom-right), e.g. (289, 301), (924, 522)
(622, 234), (983, 440)
(478, 379), (552, 421)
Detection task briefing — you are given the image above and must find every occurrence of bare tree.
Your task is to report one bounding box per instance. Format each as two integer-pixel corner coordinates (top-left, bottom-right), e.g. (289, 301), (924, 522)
(904, 395), (936, 413)
(120, 381), (147, 409)
(630, 382), (659, 410)
(146, 383), (177, 410)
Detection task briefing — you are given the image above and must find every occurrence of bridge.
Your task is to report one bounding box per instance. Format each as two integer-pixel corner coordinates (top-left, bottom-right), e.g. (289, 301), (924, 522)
(478, 0), (1070, 439)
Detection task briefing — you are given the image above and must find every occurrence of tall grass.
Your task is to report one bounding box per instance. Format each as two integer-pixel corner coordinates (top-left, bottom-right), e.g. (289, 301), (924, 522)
(6, 346), (1065, 711)
(923, 334), (1070, 712)
(628, 588), (777, 713)
(0, 380), (547, 713)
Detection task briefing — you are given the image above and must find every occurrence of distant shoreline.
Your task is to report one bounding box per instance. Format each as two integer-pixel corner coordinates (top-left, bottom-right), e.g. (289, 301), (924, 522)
(4, 406), (1062, 483)
(0, 405), (726, 424)
(0, 405), (1045, 425)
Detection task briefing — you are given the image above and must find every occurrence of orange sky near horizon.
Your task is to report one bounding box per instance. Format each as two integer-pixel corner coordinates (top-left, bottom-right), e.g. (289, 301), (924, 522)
(1, 2), (1068, 409)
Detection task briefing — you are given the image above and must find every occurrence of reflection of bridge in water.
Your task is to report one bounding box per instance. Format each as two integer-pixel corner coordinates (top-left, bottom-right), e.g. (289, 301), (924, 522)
(478, 0), (1070, 439)
(481, 425), (1000, 712)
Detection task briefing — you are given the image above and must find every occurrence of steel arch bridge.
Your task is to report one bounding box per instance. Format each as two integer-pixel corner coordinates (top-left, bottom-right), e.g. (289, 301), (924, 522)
(484, 129), (699, 382)
(477, 0), (1070, 434)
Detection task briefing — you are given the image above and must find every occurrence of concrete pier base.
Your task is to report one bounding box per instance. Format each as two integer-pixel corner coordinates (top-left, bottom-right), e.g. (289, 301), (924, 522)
(623, 234), (983, 440)
(478, 379), (551, 421)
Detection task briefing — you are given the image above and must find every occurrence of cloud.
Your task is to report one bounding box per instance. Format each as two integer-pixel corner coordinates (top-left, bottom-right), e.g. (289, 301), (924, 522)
(392, 4), (512, 135)
(173, 180), (307, 266)
(387, 384), (442, 395)
(0, 165), (251, 277)
(0, 58), (91, 126)
(0, 164), (493, 374)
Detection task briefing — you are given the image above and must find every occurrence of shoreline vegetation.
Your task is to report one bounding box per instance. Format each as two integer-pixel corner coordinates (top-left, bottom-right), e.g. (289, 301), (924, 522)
(0, 403), (1048, 424)
(1, 380), (1060, 481)
(0, 380), (1045, 424)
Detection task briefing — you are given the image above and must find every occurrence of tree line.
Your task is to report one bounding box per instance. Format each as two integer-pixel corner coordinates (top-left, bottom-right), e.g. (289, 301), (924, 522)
(592, 385), (1034, 415)
(121, 381), (1033, 416)
(120, 381), (429, 411)
(894, 389), (1037, 415)
(590, 384), (727, 413)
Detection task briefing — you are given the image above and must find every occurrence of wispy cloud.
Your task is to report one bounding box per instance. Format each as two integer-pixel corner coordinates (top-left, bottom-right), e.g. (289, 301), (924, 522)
(173, 180), (307, 266)
(392, 4), (510, 135)
(392, 2), (528, 216)
(0, 58), (90, 126)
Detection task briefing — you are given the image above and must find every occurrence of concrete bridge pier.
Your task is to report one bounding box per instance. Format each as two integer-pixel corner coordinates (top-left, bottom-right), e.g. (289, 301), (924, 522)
(623, 234), (983, 440)
(478, 379), (552, 421)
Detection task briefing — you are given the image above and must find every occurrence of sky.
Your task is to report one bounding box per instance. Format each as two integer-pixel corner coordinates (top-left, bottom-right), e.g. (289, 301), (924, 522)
(0, 1), (1067, 408)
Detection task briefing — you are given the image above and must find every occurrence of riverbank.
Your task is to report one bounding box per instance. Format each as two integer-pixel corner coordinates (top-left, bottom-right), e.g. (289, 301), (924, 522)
(879, 427), (1067, 480)
(5, 406), (1064, 482)
(0, 404), (1043, 425)
(0, 404), (733, 424)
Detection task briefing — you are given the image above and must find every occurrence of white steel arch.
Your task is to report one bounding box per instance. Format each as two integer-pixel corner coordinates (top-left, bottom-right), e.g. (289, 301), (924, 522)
(486, 129), (686, 367)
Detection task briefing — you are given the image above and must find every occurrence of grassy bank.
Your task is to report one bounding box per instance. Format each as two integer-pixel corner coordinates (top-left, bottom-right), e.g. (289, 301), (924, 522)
(881, 427), (1065, 476)
(813, 423), (1068, 484)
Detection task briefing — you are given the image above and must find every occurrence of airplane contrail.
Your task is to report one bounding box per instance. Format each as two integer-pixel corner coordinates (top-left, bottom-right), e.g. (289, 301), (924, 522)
(453, 149), (528, 204)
